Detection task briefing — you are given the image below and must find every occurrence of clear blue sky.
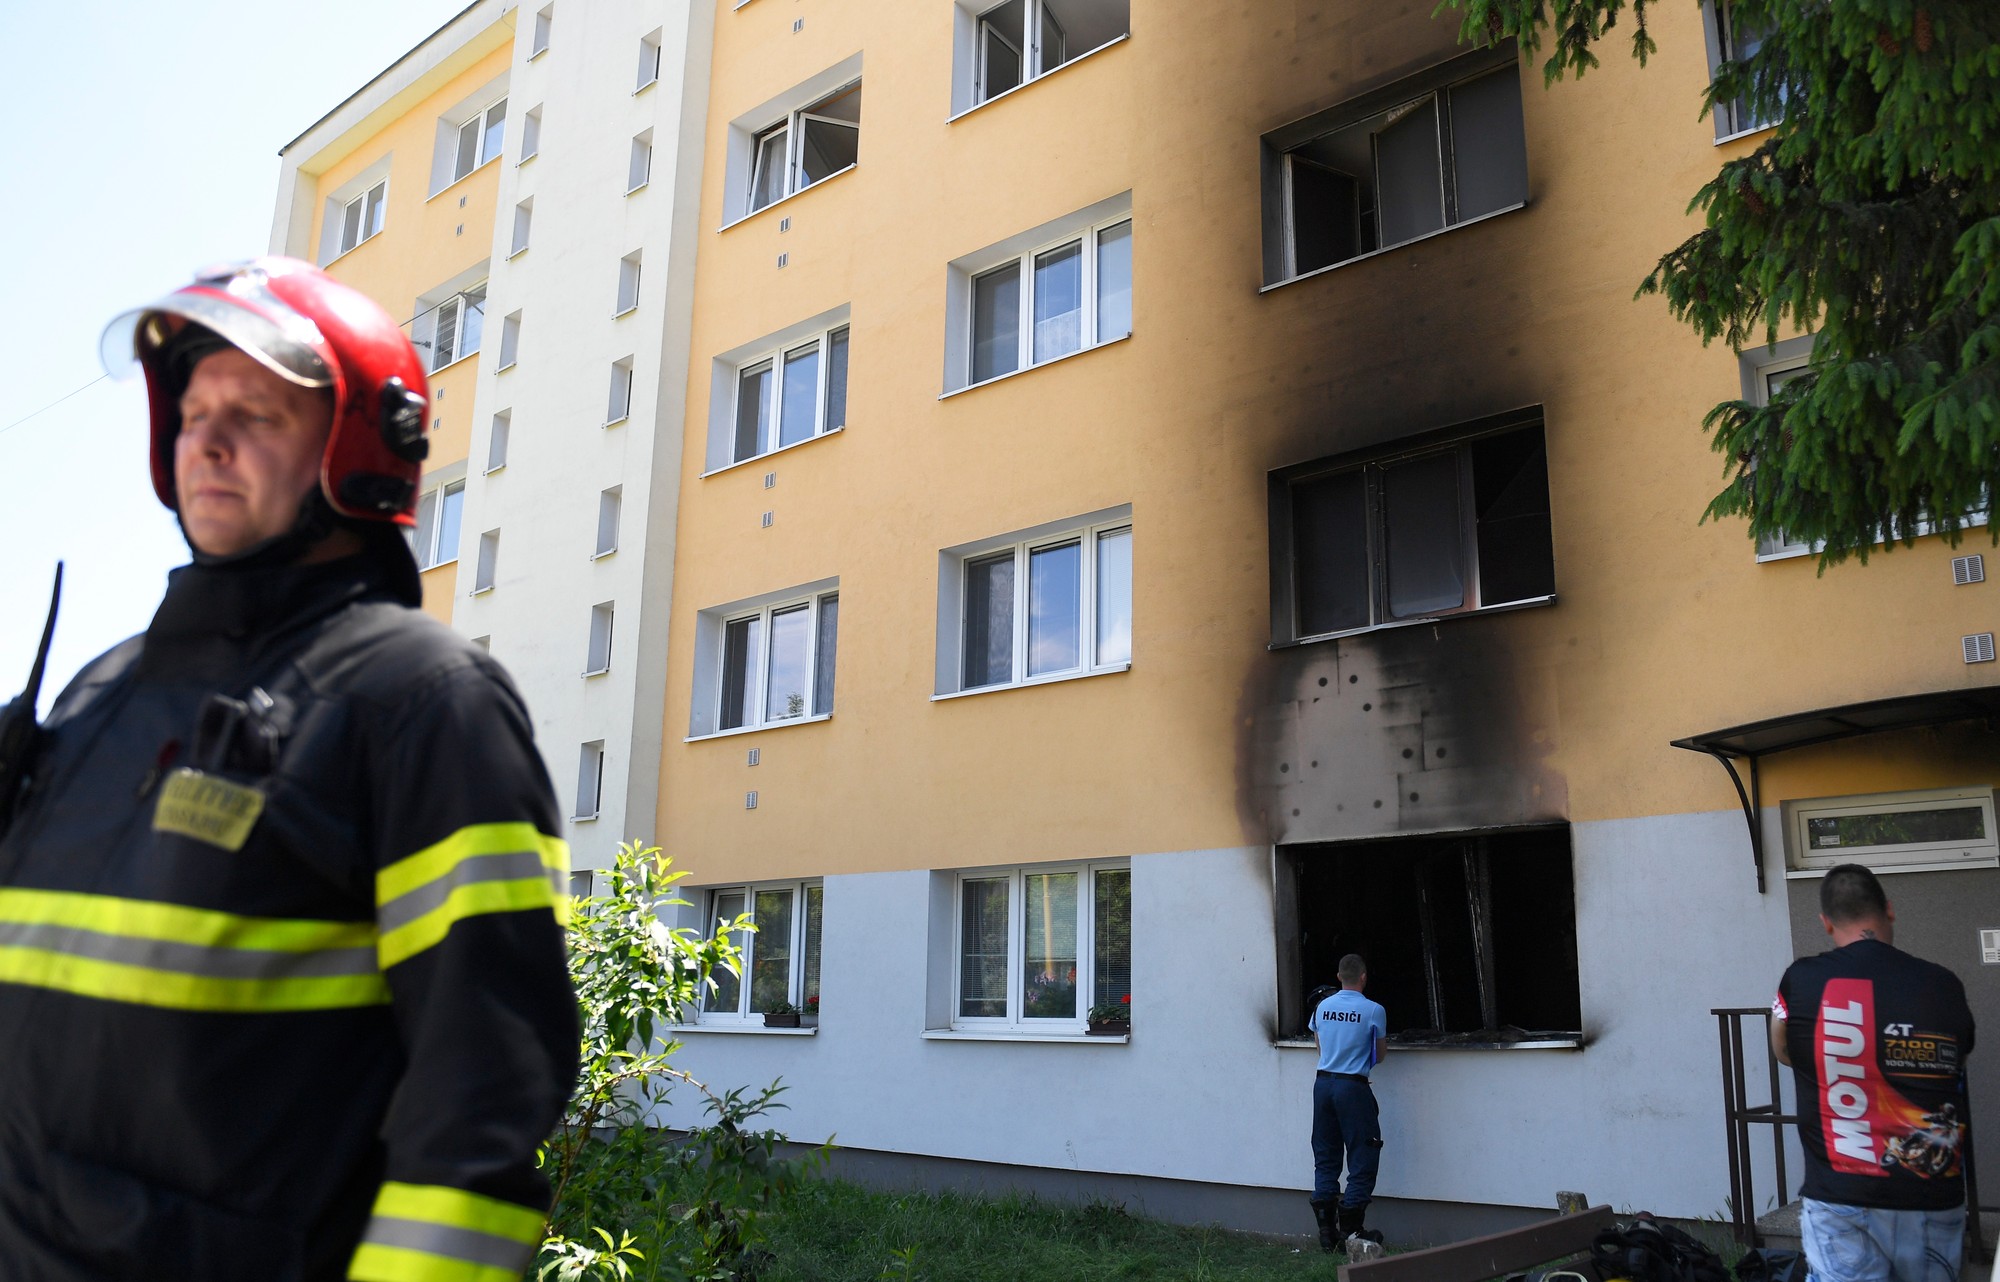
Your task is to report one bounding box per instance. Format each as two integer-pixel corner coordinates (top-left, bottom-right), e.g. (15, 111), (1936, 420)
(0, 0), (470, 708)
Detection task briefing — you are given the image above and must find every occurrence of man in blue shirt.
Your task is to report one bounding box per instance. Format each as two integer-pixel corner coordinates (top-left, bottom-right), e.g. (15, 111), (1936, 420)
(1308, 953), (1388, 1252)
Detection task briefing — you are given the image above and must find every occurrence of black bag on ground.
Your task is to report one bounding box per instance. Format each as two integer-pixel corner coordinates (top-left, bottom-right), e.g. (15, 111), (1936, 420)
(1731, 1248), (1806, 1282)
(1588, 1218), (1731, 1282)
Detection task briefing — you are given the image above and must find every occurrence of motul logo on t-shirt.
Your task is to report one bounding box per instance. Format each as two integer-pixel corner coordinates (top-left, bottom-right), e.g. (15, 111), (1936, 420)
(1818, 978), (1886, 1177)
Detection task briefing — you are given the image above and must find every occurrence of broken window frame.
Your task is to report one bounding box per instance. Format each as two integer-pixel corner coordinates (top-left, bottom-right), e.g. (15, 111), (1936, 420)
(1270, 409), (1556, 645)
(748, 81), (862, 215)
(1276, 828), (1582, 1046)
(1260, 44), (1526, 286)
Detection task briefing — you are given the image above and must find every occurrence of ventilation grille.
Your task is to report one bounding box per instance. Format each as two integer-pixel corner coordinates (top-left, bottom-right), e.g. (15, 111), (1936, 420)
(764, 471), (777, 489)
(1982, 927), (2000, 965)
(761, 511), (774, 528)
(1964, 632), (1995, 664)
(1954, 554), (1985, 585)
(745, 791), (759, 810)
(776, 252), (789, 269)
(746, 748), (760, 767)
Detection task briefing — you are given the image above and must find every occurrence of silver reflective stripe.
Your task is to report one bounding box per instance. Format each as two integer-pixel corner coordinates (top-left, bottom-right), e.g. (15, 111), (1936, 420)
(375, 850), (556, 934)
(360, 1217), (534, 1270)
(0, 920), (377, 980)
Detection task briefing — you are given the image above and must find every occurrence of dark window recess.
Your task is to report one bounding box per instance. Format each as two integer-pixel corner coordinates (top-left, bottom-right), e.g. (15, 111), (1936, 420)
(1283, 419), (1554, 639)
(1274, 62), (1528, 279)
(1278, 827), (1581, 1043)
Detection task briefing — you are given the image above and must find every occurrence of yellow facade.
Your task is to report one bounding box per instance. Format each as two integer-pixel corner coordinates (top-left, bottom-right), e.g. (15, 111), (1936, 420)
(659, 1), (1998, 878)
(290, 29), (514, 621)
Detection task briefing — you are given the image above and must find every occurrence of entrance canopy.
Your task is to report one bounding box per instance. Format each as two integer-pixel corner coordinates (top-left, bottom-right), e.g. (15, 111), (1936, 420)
(1671, 686), (2000, 891)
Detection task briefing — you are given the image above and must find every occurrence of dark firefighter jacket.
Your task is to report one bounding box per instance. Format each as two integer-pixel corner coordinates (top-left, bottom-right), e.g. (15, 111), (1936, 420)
(0, 546), (578, 1282)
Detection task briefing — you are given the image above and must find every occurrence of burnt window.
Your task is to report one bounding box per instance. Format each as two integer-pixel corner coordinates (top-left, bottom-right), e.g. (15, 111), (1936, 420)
(1276, 827), (1581, 1044)
(1261, 46), (1528, 284)
(1272, 413), (1555, 643)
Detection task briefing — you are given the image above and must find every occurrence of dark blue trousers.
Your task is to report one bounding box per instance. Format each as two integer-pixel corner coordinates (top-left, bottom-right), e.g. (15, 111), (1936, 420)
(1311, 1074), (1381, 1207)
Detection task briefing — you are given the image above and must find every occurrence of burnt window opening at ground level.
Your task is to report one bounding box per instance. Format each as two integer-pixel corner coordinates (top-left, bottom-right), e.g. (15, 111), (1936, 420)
(1277, 826), (1581, 1043)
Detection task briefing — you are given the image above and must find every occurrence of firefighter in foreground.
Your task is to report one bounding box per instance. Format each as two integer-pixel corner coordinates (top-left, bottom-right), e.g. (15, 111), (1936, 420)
(0, 258), (578, 1281)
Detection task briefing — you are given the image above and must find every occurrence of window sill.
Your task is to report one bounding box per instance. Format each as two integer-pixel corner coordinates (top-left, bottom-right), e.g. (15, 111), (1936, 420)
(1273, 594), (1556, 649)
(718, 163), (858, 232)
(428, 351), (479, 378)
(940, 331), (1132, 401)
(613, 305), (639, 319)
(517, 151), (539, 168)
(528, 45), (548, 62)
(470, 585), (495, 596)
(946, 34), (1131, 124)
(671, 1023), (817, 1036)
(426, 155), (503, 203)
(605, 414), (630, 428)
(508, 245), (528, 260)
(1714, 122), (1778, 147)
(627, 181), (649, 196)
(324, 230), (384, 268)
(582, 667), (610, 678)
(482, 463), (505, 476)
(932, 663), (1129, 702)
(686, 712), (832, 743)
(590, 547), (617, 561)
(1786, 858), (1998, 879)
(634, 78), (658, 97)
(1260, 201), (1529, 294)
(497, 359), (517, 373)
(923, 1029), (1128, 1045)
(572, 812), (598, 823)
(701, 426), (845, 479)
(420, 557), (459, 572)
(1274, 1036), (1583, 1052)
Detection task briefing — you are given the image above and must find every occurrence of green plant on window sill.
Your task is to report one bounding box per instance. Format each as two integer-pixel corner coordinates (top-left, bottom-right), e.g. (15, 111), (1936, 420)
(1087, 996), (1132, 1025)
(763, 1000), (802, 1016)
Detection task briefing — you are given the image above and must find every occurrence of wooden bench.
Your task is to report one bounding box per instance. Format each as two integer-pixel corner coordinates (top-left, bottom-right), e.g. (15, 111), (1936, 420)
(1338, 1203), (1615, 1282)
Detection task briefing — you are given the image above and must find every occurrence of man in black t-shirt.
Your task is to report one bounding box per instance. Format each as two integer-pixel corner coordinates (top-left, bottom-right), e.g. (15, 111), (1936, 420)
(1772, 864), (1975, 1282)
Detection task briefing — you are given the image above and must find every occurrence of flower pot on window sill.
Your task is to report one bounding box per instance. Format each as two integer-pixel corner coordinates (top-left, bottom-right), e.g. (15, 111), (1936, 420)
(1086, 1019), (1130, 1037)
(763, 1012), (800, 1029)
(800, 1013), (818, 1028)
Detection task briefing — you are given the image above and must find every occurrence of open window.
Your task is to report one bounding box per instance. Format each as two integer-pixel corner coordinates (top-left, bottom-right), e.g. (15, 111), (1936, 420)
(1271, 410), (1555, 644)
(1277, 827), (1581, 1044)
(723, 57), (864, 224)
(1262, 47), (1526, 284)
(953, 0), (1128, 114)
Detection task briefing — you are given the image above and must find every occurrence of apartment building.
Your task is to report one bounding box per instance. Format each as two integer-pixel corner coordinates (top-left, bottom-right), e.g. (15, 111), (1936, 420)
(650, 0), (1999, 1239)
(271, 0), (714, 874)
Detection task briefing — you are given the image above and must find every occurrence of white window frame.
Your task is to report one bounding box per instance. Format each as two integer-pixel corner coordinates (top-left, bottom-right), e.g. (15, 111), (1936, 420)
(473, 529), (499, 594)
(584, 602), (615, 676)
(948, 860), (1129, 1034)
(606, 358), (635, 426)
(628, 130), (653, 193)
(1743, 336), (1991, 562)
(510, 199), (533, 258)
(695, 880), (824, 1023)
(1702, 0), (1778, 141)
(703, 589), (840, 737)
(747, 80), (861, 216)
(574, 740), (603, 822)
(615, 252), (642, 316)
(412, 478), (465, 570)
(594, 488), (621, 559)
(937, 510), (1132, 698)
(963, 215), (1130, 389)
(449, 96), (508, 186)
(952, 0), (1129, 117)
(485, 412), (510, 474)
(530, 5), (553, 59)
(636, 30), (663, 92)
(727, 324), (849, 466)
(418, 282), (488, 374)
(519, 105), (542, 164)
(1784, 787), (2000, 875)
(337, 180), (388, 257)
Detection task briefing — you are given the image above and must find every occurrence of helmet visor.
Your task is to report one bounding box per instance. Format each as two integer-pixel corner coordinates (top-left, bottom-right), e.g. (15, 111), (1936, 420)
(101, 263), (333, 389)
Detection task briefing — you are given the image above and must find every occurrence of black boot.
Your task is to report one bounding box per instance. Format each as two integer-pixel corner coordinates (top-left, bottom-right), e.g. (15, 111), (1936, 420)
(1309, 1200), (1338, 1252)
(1337, 1202), (1384, 1246)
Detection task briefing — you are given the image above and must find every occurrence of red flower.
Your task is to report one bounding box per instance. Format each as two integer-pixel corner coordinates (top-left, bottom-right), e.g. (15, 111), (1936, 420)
(1121, 994), (1130, 1005)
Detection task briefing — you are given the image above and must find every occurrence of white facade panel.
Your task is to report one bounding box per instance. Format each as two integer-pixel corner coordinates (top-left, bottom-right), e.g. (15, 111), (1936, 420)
(656, 811), (1802, 1219)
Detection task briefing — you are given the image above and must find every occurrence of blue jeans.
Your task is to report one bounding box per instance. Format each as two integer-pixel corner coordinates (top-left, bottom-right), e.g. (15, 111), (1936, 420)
(1799, 1198), (1964, 1282)
(1310, 1074), (1381, 1207)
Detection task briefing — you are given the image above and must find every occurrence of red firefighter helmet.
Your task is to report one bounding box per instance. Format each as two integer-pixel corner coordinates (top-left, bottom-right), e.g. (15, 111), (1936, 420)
(102, 257), (430, 526)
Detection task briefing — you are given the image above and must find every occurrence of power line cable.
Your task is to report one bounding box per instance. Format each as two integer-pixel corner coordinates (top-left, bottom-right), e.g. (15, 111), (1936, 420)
(0, 375), (110, 439)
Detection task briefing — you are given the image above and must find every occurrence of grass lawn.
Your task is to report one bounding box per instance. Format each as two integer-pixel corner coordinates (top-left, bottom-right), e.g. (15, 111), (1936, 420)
(733, 1176), (1350, 1282)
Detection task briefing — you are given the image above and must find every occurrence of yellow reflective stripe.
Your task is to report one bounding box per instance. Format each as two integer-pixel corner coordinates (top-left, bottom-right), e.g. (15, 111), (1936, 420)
(376, 823), (566, 904)
(378, 879), (564, 969)
(0, 887), (374, 953)
(347, 1242), (524, 1282)
(374, 824), (568, 969)
(0, 888), (388, 1012)
(0, 947), (388, 1012)
(371, 1181), (547, 1243)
